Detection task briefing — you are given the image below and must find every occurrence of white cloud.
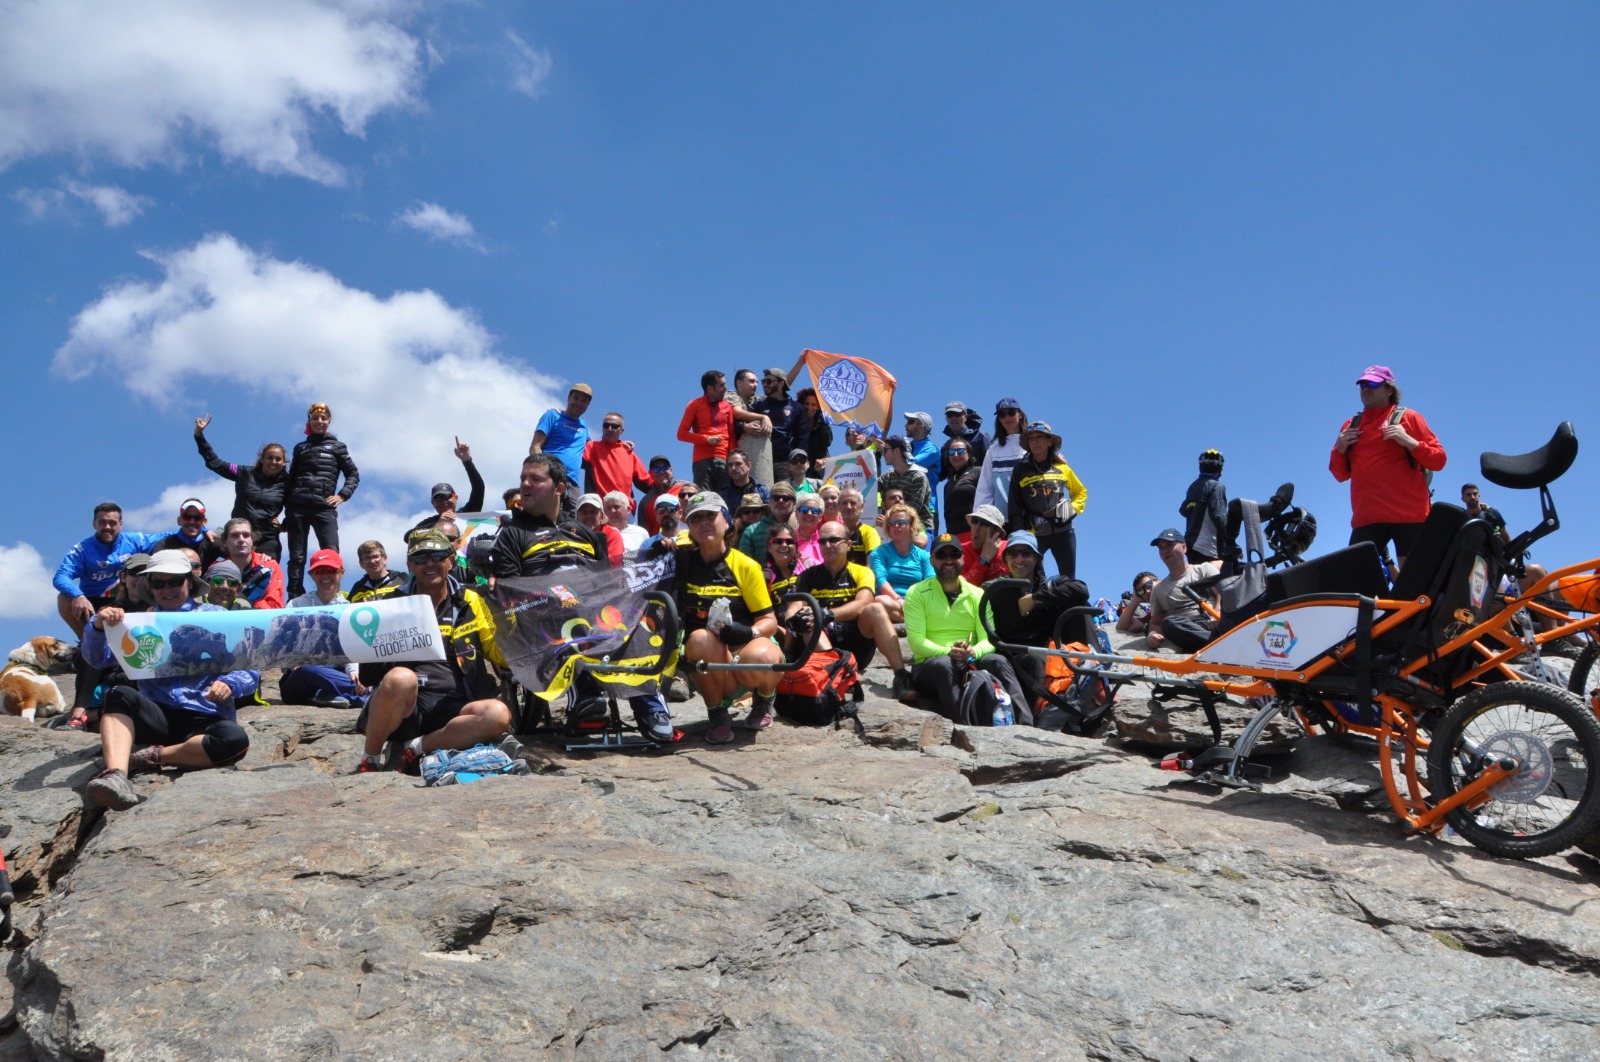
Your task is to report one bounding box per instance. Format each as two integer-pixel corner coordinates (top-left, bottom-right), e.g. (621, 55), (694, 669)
(53, 233), (566, 504)
(396, 200), (482, 249)
(507, 31), (552, 99)
(13, 178), (151, 226)
(0, 0), (424, 184)
(121, 480), (223, 533)
(0, 543), (57, 619)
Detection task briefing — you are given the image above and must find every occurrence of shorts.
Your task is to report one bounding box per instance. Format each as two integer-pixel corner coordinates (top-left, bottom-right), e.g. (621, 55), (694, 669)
(831, 621), (878, 669)
(388, 688), (470, 743)
(1350, 522), (1423, 561)
(102, 685), (250, 766)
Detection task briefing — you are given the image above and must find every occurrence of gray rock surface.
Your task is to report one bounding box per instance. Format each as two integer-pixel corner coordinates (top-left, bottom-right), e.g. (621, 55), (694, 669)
(4, 657), (1600, 1060)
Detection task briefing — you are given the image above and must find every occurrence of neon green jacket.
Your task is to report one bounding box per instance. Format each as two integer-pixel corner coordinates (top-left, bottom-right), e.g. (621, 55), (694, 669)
(904, 576), (994, 663)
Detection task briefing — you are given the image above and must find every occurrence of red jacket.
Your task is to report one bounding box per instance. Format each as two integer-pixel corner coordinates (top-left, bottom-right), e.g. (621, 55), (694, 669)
(677, 396), (734, 463)
(582, 439), (651, 507)
(958, 532), (1011, 587)
(1328, 405), (1446, 527)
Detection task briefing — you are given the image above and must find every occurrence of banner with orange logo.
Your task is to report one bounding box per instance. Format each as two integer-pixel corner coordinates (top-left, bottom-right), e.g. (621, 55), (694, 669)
(800, 349), (897, 437)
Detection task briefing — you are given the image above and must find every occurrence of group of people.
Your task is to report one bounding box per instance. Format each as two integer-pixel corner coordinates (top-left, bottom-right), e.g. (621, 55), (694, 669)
(55, 361), (1502, 811)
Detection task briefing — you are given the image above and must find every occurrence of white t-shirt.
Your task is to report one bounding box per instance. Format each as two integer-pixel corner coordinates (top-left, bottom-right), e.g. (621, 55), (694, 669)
(1150, 562), (1222, 623)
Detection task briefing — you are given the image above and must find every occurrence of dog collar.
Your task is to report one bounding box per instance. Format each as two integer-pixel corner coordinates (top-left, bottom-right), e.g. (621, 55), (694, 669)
(5, 660), (49, 675)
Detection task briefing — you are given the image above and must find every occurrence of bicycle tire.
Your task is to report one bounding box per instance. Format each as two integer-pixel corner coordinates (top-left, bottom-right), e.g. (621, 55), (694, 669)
(1568, 643), (1600, 708)
(1425, 681), (1600, 859)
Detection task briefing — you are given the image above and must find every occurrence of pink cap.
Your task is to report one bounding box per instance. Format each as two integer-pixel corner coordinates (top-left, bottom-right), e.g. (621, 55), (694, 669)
(1357, 365), (1395, 385)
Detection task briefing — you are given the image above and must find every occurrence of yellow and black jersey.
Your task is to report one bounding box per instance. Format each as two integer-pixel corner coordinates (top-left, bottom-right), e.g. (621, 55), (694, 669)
(358, 583), (504, 701)
(677, 547), (773, 631)
(489, 511), (609, 578)
(847, 523), (882, 567)
(765, 564), (798, 600)
(797, 561), (875, 610)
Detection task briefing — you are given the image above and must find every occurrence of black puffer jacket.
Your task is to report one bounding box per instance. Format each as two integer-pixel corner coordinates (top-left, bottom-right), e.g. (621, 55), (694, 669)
(287, 432), (360, 511)
(195, 432), (286, 534)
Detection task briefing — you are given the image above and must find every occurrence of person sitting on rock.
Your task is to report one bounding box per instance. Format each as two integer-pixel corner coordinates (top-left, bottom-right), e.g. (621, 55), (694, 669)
(1146, 528), (1222, 653)
(218, 518), (285, 609)
(349, 540), (406, 601)
(356, 530), (513, 774)
(280, 550), (367, 710)
(961, 504), (1010, 588)
(1115, 571), (1158, 635)
(79, 550), (258, 809)
(202, 559), (252, 610)
(869, 503), (934, 624)
(838, 486), (881, 567)
(794, 520), (914, 701)
(676, 492), (784, 743)
(988, 531), (1091, 711)
(903, 533), (1030, 721)
(737, 481), (796, 562)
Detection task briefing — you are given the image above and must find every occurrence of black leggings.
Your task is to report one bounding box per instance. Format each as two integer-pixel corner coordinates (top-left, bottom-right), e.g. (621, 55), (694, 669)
(103, 686), (249, 766)
(284, 506), (340, 597)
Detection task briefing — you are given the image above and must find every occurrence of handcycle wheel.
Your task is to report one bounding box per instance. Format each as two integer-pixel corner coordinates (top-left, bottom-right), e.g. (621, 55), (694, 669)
(1567, 643), (1600, 711)
(1425, 681), (1600, 859)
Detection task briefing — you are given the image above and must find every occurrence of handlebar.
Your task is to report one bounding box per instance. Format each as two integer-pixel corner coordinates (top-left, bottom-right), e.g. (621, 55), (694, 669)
(689, 591), (822, 673)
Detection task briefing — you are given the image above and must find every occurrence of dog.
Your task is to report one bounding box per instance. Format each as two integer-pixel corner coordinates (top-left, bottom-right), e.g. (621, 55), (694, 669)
(2, 637), (77, 723)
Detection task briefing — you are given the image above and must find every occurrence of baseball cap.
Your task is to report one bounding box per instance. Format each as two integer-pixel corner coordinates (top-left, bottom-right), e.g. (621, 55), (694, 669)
(967, 504), (1005, 530)
(649, 454), (672, 470)
(995, 397), (1023, 413)
(1003, 531), (1040, 556)
(309, 549), (344, 572)
(1150, 528), (1185, 546)
(430, 482), (455, 499)
(884, 435), (907, 453)
(763, 367), (788, 381)
(178, 498), (206, 515)
(570, 383), (593, 397)
(408, 529), (453, 557)
(576, 493), (604, 512)
(944, 401), (967, 415)
(904, 411), (933, 430)
(145, 549), (193, 576)
(654, 493), (682, 511)
(1357, 365), (1395, 385)
(930, 533), (963, 557)
(122, 553), (152, 575)
(788, 448), (811, 463)
(685, 491), (727, 518)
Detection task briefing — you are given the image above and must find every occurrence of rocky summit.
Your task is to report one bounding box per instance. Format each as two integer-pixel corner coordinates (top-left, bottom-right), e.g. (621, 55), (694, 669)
(4, 647), (1600, 1060)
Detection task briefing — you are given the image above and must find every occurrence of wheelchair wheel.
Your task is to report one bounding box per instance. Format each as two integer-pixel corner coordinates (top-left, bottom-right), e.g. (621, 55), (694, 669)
(1426, 682), (1600, 859)
(1568, 643), (1600, 711)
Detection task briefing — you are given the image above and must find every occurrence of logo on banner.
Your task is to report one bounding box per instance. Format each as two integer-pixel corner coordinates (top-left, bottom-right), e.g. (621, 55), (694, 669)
(120, 627), (168, 670)
(1258, 620), (1296, 660)
(818, 360), (868, 413)
(349, 606), (382, 646)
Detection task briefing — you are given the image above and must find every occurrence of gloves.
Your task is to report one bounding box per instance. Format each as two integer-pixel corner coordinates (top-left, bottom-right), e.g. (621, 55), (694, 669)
(706, 597), (733, 632)
(717, 622), (755, 648)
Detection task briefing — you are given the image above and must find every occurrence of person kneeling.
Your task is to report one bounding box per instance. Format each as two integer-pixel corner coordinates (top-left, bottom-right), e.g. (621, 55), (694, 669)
(79, 550), (257, 810)
(355, 530), (512, 774)
(676, 493), (784, 744)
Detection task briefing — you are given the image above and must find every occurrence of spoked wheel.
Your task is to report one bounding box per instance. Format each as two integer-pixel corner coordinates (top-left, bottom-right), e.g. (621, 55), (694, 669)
(1426, 682), (1600, 859)
(1568, 643), (1600, 713)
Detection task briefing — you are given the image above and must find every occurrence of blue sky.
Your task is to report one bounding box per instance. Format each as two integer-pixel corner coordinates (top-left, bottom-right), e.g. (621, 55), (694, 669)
(3, 2), (1598, 649)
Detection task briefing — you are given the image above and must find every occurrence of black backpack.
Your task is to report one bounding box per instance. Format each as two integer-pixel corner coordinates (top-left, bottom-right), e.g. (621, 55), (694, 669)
(951, 666), (1010, 727)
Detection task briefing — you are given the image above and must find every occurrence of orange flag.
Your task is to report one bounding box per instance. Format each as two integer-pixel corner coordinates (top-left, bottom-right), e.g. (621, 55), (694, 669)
(799, 349), (898, 436)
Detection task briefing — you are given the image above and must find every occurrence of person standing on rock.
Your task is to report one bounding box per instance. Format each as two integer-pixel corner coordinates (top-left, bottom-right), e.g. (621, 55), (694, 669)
(1329, 365), (1446, 568)
(903, 533), (1030, 722)
(355, 530), (513, 775)
(284, 402), (359, 599)
(727, 368), (776, 487)
(79, 550), (258, 809)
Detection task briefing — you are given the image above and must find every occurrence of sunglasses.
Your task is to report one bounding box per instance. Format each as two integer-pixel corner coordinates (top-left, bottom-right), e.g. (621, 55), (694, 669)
(310, 567), (342, 575)
(410, 550), (453, 563)
(1358, 380), (1386, 390)
(1136, 583), (1155, 595)
(949, 447), (968, 455)
(650, 465), (671, 472)
(207, 576), (241, 588)
(603, 422), (623, 430)
(933, 550), (962, 560)
(148, 575), (188, 590)
(818, 535), (847, 545)
(179, 513), (205, 520)
(770, 538), (796, 547)
(797, 506), (822, 515)
(887, 519), (911, 528)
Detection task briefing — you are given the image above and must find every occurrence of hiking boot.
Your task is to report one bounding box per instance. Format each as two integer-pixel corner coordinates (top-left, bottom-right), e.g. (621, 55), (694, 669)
(86, 768), (141, 810)
(127, 745), (164, 776)
(743, 694), (776, 731)
(398, 738), (424, 777)
(705, 706), (735, 745)
(355, 755), (386, 774)
(633, 701), (675, 743)
(892, 668), (917, 706)
(311, 695), (352, 708)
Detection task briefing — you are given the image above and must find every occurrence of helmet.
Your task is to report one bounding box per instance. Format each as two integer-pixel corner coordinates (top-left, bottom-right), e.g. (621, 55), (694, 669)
(1267, 507), (1318, 560)
(1199, 449), (1225, 474)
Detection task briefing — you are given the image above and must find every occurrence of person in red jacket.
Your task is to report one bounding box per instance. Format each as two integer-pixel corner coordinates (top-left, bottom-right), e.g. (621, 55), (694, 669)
(581, 411), (652, 507)
(1329, 365), (1446, 566)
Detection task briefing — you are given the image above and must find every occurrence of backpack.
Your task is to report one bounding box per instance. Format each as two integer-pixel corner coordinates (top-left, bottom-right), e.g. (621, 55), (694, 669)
(1037, 635), (1118, 735)
(420, 743), (532, 786)
(774, 648), (860, 728)
(1351, 405), (1432, 490)
(952, 666), (1012, 727)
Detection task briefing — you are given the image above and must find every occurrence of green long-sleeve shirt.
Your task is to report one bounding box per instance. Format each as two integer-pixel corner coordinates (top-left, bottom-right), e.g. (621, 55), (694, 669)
(904, 576), (995, 663)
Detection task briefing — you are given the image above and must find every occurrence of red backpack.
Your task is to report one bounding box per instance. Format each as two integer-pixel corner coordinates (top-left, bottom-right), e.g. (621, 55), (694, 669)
(775, 649), (861, 728)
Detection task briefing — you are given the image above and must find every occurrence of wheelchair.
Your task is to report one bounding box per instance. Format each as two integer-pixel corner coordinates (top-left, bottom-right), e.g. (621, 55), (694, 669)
(997, 423), (1600, 860)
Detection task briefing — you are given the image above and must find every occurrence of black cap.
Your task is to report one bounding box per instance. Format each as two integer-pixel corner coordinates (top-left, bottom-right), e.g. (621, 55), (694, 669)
(430, 482), (455, 498)
(1150, 528), (1185, 546)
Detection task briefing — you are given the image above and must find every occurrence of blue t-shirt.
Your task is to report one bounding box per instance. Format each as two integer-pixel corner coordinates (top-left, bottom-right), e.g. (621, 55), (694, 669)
(869, 541), (935, 596)
(535, 408), (590, 479)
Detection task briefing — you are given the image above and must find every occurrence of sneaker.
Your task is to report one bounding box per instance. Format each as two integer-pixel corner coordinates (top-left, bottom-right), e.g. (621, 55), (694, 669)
(127, 745), (164, 776)
(86, 768), (141, 810)
(355, 755), (386, 774)
(705, 706), (736, 745)
(51, 709), (90, 732)
(743, 695), (775, 731)
(633, 702), (675, 743)
(665, 675), (692, 703)
(398, 738), (424, 776)
(311, 695), (352, 708)
(892, 668), (917, 706)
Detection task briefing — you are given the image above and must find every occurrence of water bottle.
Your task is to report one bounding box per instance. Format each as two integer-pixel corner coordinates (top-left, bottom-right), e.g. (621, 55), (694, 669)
(992, 683), (1014, 727)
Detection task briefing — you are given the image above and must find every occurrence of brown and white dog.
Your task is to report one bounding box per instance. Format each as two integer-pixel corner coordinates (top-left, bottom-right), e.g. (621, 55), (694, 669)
(2, 637), (77, 722)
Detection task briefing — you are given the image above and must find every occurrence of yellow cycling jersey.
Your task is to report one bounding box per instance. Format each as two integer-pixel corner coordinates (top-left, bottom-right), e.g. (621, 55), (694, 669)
(676, 547), (774, 631)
